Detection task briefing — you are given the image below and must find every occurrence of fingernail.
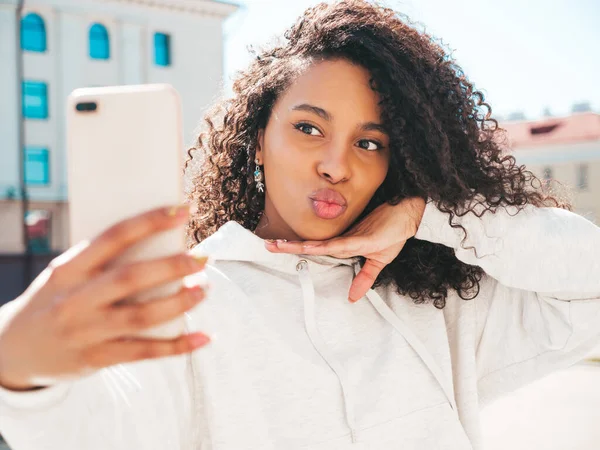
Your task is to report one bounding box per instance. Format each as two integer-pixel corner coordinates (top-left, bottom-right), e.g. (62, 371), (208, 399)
(190, 333), (211, 347)
(166, 204), (190, 218)
(276, 239), (288, 244)
(264, 239), (276, 244)
(191, 255), (209, 268)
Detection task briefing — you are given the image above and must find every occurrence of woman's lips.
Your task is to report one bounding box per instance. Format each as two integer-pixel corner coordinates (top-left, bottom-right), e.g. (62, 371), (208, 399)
(309, 189), (348, 220)
(311, 200), (347, 219)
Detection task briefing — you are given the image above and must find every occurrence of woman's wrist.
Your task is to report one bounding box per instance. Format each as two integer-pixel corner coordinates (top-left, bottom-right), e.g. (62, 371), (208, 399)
(399, 197), (426, 238)
(0, 371), (41, 392)
(0, 346), (44, 391)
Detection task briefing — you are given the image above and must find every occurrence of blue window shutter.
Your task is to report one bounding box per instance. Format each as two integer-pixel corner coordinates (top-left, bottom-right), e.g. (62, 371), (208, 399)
(89, 23), (110, 60)
(24, 147), (50, 185)
(22, 81), (49, 119)
(21, 13), (47, 52)
(154, 32), (171, 67)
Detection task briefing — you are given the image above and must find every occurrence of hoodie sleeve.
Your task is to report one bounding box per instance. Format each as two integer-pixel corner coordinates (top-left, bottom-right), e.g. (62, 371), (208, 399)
(413, 197), (600, 406)
(0, 300), (191, 450)
(0, 299), (112, 450)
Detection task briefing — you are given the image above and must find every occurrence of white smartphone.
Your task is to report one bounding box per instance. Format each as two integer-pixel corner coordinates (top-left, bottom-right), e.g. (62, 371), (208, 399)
(66, 84), (187, 339)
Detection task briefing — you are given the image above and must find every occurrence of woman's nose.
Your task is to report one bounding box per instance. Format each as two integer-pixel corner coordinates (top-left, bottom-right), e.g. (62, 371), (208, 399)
(316, 143), (351, 184)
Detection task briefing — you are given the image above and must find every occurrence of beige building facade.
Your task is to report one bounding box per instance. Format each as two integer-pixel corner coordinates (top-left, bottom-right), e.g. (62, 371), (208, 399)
(0, 0), (237, 257)
(503, 112), (600, 224)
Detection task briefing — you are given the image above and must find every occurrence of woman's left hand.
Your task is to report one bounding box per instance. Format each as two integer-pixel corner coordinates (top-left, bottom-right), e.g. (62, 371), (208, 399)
(265, 197), (427, 302)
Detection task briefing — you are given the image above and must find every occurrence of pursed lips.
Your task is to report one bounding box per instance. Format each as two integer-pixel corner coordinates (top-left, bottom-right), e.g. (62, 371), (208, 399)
(308, 188), (347, 220)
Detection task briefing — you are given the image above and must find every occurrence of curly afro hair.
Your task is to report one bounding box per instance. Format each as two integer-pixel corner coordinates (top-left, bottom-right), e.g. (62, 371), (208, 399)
(184, 0), (571, 308)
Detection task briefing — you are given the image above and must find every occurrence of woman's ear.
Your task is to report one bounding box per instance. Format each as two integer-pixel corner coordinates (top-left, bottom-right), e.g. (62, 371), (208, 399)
(256, 129), (265, 164)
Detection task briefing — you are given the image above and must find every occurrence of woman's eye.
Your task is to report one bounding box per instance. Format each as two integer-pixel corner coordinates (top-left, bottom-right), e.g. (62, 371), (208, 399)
(357, 140), (382, 151)
(295, 123), (322, 136)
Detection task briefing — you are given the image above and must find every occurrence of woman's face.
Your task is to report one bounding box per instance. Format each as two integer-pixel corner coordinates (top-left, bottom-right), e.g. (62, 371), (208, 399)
(255, 59), (391, 241)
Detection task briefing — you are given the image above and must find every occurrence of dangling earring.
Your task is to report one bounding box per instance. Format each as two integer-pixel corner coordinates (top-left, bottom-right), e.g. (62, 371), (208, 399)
(254, 159), (265, 193)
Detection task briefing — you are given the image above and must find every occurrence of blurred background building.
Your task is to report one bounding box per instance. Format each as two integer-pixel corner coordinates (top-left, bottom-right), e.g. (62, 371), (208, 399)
(0, 0), (237, 303)
(504, 108), (600, 223)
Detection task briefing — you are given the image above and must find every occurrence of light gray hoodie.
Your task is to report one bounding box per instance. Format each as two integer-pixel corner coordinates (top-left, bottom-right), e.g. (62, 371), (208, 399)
(1, 198), (600, 450)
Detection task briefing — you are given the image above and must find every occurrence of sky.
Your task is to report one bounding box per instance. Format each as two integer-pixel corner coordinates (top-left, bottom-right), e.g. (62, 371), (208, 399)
(222, 0), (600, 120)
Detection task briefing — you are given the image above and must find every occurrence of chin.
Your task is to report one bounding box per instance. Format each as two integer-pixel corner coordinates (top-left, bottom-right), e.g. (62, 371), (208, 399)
(293, 217), (348, 241)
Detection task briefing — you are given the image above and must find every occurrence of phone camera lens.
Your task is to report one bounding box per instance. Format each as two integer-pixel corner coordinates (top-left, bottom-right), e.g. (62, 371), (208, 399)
(75, 102), (97, 112)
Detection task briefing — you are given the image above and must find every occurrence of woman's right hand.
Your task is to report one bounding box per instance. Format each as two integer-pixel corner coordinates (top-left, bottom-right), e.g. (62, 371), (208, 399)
(0, 205), (210, 391)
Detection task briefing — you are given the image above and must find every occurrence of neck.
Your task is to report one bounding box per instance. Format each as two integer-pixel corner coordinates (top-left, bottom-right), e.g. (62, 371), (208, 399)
(253, 202), (301, 241)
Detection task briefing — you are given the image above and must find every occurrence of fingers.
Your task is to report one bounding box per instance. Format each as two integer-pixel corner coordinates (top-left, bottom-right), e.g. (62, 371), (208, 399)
(81, 332), (211, 369)
(348, 259), (385, 303)
(266, 238), (386, 301)
(66, 253), (208, 310)
(73, 205), (191, 273)
(266, 237), (363, 258)
(90, 285), (207, 342)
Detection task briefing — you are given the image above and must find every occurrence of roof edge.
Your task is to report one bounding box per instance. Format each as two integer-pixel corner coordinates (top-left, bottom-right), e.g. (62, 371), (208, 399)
(101, 0), (240, 18)
(501, 111), (600, 125)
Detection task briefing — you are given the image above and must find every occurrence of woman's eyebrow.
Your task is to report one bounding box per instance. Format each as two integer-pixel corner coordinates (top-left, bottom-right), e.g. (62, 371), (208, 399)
(291, 103), (387, 134)
(361, 122), (388, 134)
(291, 103), (331, 121)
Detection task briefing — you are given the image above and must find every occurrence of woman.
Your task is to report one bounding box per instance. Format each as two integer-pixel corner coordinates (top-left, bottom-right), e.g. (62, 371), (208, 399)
(1, 1), (599, 449)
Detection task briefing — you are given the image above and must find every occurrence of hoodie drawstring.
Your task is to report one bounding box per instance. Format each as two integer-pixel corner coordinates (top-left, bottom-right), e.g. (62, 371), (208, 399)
(296, 260), (360, 444)
(296, 259), (458, 445)
(364, 290), (458, 412)
(354, 263), (459, 413)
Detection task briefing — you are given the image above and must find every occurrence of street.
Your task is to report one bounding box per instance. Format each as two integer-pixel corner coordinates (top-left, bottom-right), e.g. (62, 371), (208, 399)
(481, 361), (600, 449)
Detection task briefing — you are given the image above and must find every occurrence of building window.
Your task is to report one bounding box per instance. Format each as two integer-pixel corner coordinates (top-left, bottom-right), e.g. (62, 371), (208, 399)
(24, 147), (50, 185)
(542, 167), (553, 182)
(22, 81), (48, 119)
(25, 210), (52, 254)
(154, 32), (171, 67)
(577, 163), (588, 190)
(20, 12), (47, 52)
(89, 23), (110, 60)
